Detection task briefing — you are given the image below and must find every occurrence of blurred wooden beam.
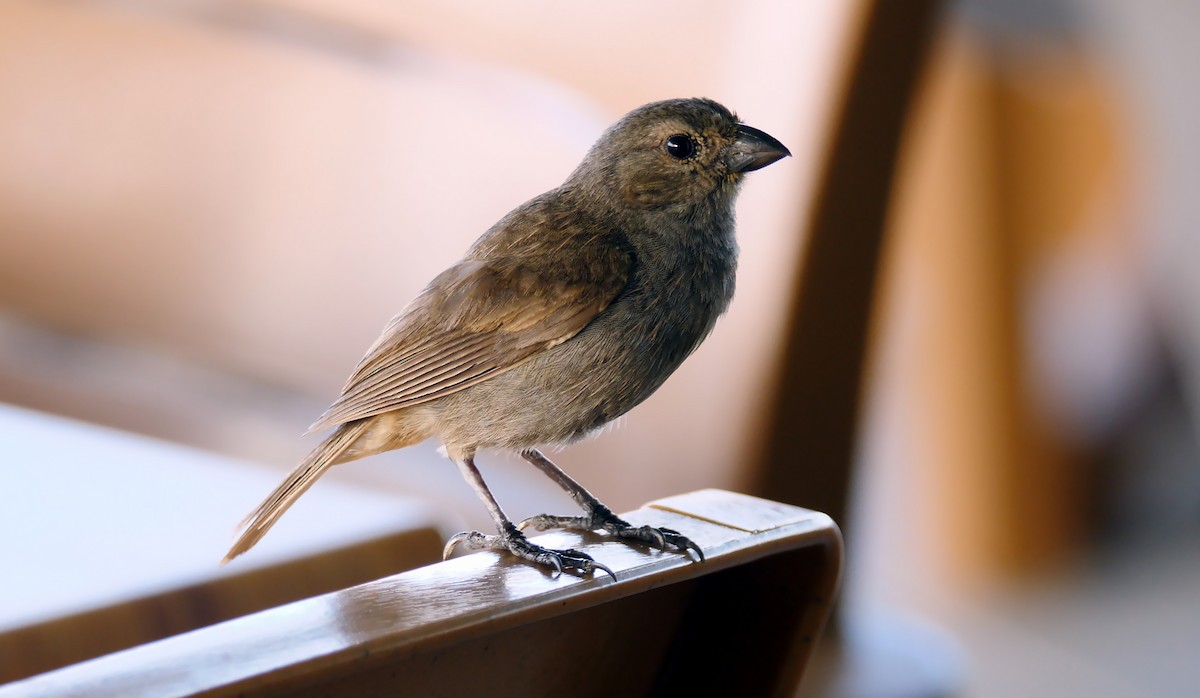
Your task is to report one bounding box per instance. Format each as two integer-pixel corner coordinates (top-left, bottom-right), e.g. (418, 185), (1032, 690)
(751, 0), (943, 530)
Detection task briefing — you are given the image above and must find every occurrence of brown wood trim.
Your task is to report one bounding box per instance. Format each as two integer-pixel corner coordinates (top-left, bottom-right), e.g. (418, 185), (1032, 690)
(0, 528), (444, 685)
(751, 0), (944, 529)
(0, 490), (841, 698)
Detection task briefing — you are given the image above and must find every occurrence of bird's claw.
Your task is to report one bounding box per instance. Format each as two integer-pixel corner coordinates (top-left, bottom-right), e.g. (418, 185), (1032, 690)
(442, 525), (617, 581)
(653, 526), (706, 563)
(533, 547), (615, 581)
(520, 508), (706, 562)
(612, 524), (706, 562)
(517, 513), (590, 533)
(443, 530), (498, 561)
(511, 532), (617, 581)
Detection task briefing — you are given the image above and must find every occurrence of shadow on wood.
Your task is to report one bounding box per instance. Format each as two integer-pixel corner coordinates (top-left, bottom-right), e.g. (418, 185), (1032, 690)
(0, 490), (841, 697)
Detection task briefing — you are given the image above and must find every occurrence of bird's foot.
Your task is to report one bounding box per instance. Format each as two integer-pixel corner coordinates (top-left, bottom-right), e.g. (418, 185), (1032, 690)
(443, 523), (616, 580)
(519, 505), (705, 562)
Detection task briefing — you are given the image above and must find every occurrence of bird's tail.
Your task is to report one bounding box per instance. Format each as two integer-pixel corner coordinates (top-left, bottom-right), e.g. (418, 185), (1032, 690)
(222, 419), (370, 564)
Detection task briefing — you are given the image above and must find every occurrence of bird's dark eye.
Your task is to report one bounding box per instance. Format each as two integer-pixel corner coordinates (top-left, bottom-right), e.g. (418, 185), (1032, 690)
(664, 134), (696, 160)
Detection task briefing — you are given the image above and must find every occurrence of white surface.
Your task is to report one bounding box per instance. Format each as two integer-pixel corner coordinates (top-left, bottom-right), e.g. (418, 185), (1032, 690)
(0, 403), (444, 632)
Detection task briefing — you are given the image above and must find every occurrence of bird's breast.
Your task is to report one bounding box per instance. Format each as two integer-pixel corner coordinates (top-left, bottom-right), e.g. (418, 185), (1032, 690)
(431, 221), (738, 450)
(557, 231), (737, 421)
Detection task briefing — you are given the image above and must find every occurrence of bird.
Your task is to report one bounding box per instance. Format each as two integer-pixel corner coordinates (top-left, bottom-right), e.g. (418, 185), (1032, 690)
(222, 98), (790, 579)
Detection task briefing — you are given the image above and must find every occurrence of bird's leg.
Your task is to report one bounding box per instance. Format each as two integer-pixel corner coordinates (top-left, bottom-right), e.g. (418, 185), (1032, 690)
(443, 453), (615, 579)
(517, 448), (705, 562)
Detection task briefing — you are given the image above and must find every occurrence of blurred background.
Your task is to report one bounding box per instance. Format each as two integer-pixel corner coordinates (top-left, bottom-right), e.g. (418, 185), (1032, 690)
(1, 0), (1198, 695)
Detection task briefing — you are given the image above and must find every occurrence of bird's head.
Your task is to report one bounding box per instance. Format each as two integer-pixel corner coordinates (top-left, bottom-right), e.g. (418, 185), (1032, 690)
(567, 98), (790, 214)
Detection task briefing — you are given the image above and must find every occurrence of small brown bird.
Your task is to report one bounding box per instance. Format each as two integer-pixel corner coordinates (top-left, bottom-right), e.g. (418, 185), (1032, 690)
(223, 98), (789, 578)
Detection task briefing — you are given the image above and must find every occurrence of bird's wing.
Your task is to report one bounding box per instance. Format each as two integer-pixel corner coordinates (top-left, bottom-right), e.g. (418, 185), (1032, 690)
(306, 243), (630, 433)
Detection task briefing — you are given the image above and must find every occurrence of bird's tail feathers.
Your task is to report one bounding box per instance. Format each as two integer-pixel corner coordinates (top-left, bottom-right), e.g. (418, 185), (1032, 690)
(221, 419), (370, 564)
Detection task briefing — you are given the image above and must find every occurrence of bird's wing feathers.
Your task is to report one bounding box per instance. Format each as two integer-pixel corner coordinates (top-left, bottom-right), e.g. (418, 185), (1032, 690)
(306, 244), (630, 433)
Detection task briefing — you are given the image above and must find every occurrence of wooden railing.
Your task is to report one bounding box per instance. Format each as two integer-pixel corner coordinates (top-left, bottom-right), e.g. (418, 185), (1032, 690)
(0, 490), (841, 697)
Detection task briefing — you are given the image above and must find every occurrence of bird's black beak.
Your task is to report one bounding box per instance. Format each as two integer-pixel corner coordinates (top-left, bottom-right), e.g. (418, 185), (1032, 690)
(725, 124), (791, 173)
